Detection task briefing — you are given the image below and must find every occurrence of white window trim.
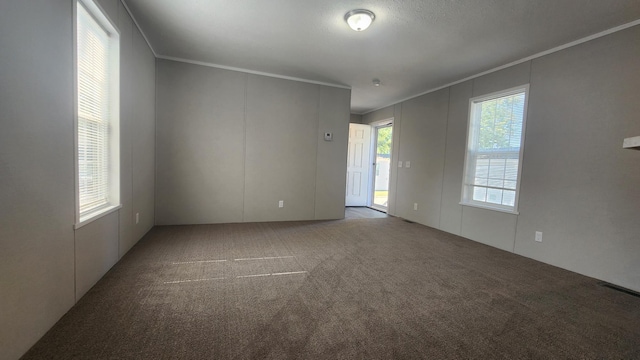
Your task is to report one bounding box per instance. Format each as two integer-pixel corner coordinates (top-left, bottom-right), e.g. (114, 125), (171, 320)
(75, 204), (122, 230)
(73, 0), (121, 228)
(460, 84), (529, 214)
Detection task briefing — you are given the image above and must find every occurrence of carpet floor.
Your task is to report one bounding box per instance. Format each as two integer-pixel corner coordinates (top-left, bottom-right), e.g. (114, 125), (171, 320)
(22, 215), (640, 359)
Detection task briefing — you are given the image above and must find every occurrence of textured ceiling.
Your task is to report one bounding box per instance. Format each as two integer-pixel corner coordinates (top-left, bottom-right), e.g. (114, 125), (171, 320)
(122, 0), (640, 114)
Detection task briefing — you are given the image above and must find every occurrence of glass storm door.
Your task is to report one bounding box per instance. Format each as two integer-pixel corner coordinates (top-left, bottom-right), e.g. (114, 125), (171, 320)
(372, 124), (392, 211)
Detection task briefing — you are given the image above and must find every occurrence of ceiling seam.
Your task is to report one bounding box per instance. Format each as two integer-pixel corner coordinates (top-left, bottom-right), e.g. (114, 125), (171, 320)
(357, 18), (640, 116)
(156, 55), (352, 90)
(120, 0), (158, 57)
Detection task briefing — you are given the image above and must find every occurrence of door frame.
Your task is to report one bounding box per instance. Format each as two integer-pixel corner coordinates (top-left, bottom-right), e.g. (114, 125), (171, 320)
(369, 118), (394, 212)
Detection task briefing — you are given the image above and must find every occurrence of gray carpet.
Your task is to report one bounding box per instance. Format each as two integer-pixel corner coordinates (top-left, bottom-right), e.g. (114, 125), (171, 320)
(22, 216), (640, 359)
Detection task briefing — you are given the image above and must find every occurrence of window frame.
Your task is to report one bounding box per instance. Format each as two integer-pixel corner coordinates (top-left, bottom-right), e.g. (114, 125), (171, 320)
(73, 0), (121, 228)
(460, 84), (529, 214)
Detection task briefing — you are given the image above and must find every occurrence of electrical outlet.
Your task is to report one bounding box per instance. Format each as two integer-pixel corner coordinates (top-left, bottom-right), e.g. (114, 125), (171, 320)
(135, 213), (139, 224)
(278, 200), (284, 208)
(414, 203), (418, 210)
(535, 231), (543, 242)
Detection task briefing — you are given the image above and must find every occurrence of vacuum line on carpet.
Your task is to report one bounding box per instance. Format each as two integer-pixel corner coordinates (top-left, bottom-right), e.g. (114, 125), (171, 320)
(164, 277), (225, 284)
(171, 260), (227, 265)
(234, 256), (295, 261)
(237, 273), (271, 278)
(236, 271), (307, 279)
(272, 271), (307, 276)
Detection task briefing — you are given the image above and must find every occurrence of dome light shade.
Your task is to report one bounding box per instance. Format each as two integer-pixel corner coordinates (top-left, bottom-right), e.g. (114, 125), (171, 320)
(345, 9), (375, 31)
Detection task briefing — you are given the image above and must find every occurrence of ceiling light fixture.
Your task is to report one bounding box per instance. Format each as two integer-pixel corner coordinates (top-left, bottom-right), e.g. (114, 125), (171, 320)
(345, 9), (375, 32)
(373, 79), (381, 87)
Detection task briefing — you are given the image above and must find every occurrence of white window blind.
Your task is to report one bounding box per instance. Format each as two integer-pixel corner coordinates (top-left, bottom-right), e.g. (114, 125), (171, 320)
(77, 3), (111, 216)
(462, 86), (528, 213)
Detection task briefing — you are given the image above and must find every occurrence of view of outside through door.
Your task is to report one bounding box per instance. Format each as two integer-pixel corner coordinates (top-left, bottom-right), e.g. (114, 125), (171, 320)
(373, 125), (392, 209)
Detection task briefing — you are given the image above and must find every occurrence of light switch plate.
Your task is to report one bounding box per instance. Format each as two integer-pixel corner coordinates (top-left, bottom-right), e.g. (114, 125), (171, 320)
(405, 161), (411, 168)
(398, 161), (403, 168)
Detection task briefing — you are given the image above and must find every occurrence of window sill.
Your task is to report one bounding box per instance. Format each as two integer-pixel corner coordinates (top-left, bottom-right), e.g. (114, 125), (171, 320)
(623, 136), (640, 150)
(459, 202), (519, 215)
(75, 204), (122, 230)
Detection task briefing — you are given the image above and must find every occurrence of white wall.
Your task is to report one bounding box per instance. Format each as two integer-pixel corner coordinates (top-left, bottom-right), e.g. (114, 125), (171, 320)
(155, 60), (351, 224)
(0, 2), (75, 359)
(514, 27), (640, 290)
(394, 89), (449, 229)
(316, 87), (353, 219)
(155, 60), (246, 224)
(363, 25), (640, 292)
(0, 1), (156, 358)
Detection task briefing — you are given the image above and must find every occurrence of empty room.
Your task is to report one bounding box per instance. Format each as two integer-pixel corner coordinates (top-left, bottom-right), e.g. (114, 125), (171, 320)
(2, 0), (640, 359)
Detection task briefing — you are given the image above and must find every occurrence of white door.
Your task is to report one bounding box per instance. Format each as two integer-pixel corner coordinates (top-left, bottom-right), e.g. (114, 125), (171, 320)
(346, 124), (371, 206)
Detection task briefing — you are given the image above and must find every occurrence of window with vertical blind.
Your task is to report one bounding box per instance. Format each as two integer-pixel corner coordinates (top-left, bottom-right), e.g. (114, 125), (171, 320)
(461, 85), (528, 213)
(76, 0), (120, 224)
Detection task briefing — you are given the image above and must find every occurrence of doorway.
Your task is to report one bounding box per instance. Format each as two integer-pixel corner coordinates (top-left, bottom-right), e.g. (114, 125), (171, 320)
(345, 120), (393, 213)
(371, 123), (392, 211)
